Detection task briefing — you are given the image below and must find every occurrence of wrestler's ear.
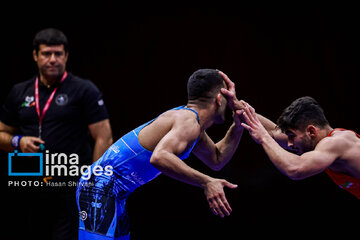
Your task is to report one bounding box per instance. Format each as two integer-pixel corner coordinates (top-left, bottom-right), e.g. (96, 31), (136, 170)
(215, 93), (222, 106)
(306, 125), (317, 138)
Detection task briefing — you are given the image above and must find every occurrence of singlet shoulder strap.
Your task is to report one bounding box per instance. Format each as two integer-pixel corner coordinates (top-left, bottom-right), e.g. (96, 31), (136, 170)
(327, 129), (337, 137)
(328, 128), (360, 138)
(181, 106), (200, 124)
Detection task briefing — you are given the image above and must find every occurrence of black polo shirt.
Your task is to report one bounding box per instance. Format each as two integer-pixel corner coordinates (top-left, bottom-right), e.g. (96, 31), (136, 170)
(1, 72), (109, 166)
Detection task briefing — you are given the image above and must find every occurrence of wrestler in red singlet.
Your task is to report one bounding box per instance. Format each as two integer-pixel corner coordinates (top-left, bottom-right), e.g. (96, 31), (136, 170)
(325, 128), (360, 199)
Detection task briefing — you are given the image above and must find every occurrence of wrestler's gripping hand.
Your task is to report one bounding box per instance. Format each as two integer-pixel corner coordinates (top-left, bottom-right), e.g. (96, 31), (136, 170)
(217, 71), (239, 111)
(204, 178), (238, 218)
(240, 102), (269, 144)
(218, 71), (247, 111)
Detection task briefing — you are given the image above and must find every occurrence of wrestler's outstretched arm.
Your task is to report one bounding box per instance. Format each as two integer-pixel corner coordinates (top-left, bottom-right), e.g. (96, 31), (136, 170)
(240, 102), (339, 180)
(150, 113), (237, 218)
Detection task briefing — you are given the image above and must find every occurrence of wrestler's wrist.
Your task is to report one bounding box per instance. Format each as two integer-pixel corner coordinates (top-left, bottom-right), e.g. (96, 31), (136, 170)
(234, 100), (245, 110)
(232, 121), (244, 131)
(259, 132), (273, 145)
(200, 176), (215, 189)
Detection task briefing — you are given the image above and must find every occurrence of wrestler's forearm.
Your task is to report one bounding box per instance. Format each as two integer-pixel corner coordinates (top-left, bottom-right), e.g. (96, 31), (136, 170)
(215, 122), (244, 168)
(256, 114), (291, 149)
(150, 151), (213, 188)
(256, 114), (277, 136)
(260, 133), (301, 178)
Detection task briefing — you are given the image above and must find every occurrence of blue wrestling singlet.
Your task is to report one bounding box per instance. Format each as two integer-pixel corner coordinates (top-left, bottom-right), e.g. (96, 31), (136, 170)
(77, 106), (200, 240)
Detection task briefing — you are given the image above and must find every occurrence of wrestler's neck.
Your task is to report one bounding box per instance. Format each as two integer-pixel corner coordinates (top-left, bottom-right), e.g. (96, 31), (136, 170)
(316, 125), (334, 143)
(186, 101), (218, 131)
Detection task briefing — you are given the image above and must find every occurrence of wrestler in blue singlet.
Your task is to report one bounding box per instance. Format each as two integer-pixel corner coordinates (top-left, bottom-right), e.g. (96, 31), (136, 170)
(77, 106), (200, 240)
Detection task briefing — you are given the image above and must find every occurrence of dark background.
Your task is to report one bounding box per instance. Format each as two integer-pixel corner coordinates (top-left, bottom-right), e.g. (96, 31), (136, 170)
(2, 3), (359, 239)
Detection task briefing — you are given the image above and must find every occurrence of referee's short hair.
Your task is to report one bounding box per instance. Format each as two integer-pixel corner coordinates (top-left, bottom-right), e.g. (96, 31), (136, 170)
(33, 28), (69, 54)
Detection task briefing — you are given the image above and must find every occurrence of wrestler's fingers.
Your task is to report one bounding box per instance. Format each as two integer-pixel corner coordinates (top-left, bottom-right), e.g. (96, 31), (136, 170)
(220, 194), (232, 215)
(220, 88), (234, 98)
(208, 198), (219, 216)
(218, 71), (234, 89)
(241, 122), (252, 132)
(216, 197), (229, 217)
(243, 108), (255, 125)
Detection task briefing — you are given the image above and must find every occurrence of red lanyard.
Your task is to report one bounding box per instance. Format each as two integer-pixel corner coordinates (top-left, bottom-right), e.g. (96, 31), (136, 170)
(35, 71), (68, 138)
